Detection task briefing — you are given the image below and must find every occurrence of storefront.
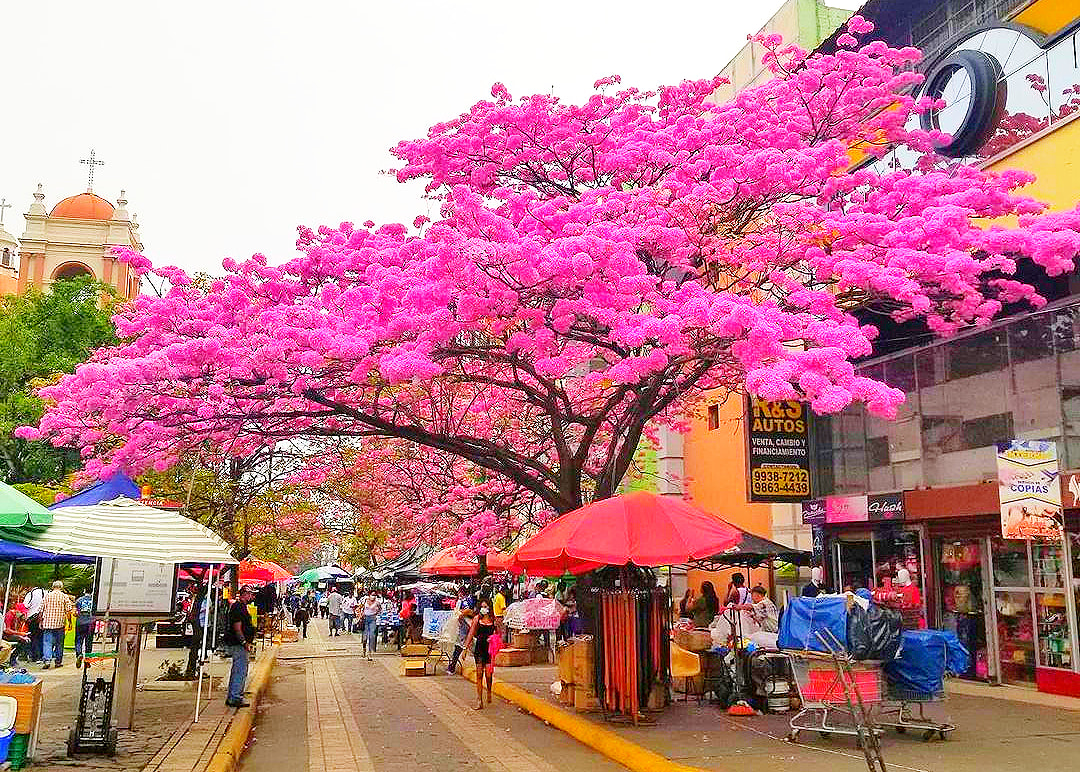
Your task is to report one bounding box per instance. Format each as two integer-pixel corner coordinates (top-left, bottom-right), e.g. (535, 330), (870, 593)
(807, 479), (1080, 698)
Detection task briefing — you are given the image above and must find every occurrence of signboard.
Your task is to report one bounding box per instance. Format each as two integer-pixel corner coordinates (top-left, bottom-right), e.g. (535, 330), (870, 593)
(811, 525), (825, 564)
(746, 397), (813, 502)
(801, 499), (826, 525)
(868, 492), (905, 522)
(422, 609), (454, 640)
(94, 558), (178, 617)
(997, 439), (1063, 540)
(825, 495), (868, 523)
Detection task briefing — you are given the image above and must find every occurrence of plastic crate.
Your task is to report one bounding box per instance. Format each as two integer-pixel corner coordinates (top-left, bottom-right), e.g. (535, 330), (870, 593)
(803, 667), (883, 703)
(7, 732), (29, 770)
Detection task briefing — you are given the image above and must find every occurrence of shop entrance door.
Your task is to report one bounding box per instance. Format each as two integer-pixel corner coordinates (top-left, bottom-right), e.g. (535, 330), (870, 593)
(834, 540), (874, 592)
(938, 539), (992, 680)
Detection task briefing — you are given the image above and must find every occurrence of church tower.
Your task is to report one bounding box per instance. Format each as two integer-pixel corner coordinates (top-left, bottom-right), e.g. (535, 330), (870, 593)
(12, 151), (144, 300)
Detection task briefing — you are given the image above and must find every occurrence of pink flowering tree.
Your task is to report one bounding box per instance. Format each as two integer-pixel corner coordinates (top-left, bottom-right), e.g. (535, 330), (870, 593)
(21, 16), (1080, 523)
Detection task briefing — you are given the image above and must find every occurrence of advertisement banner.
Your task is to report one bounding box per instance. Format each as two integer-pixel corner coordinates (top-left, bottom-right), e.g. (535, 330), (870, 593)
(746, 397), (813, 502)
(868, 492), (905, 521)
(997, 439), (1063, 540)
(801, 499), (826, 525)
(825, 495), (868, 524)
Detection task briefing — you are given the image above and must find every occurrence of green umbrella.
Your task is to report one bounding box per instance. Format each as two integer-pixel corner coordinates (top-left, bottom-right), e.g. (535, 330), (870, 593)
(297, 568), (324, 584)
(0, 483), (53, 527)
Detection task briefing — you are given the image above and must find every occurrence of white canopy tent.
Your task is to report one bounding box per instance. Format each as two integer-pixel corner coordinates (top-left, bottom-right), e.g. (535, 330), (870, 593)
(1, 496), (238, 726)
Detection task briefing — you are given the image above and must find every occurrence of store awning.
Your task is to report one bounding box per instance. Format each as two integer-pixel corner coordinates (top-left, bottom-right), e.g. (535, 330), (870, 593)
(2, 496), (237, 564)
(0, 482), (52, 527)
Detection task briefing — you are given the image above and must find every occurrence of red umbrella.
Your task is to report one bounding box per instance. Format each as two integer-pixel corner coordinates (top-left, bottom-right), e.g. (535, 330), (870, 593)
(420, 547), (511, 576)
(238, 561), (274, 585)
(252, 558), (293, 581)
(511, 491), (741, 574)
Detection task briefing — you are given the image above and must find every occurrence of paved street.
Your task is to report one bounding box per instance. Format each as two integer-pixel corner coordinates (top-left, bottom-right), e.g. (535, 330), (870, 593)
(242, 621), (624, 772)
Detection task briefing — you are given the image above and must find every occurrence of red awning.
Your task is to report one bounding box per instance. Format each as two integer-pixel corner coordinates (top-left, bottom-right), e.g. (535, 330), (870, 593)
(511, 491), (741, 575)
(420, 547), (511, 576)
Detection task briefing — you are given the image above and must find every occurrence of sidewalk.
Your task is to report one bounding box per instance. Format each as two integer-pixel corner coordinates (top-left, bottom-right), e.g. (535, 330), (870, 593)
(444, 662), (1080, 772)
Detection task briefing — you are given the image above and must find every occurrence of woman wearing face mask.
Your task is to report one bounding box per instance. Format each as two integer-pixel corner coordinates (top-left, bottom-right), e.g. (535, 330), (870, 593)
(462, 597), (497, 709)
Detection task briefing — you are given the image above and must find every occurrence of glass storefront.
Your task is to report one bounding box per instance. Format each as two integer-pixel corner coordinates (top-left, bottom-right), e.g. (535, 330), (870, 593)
(939, 539), (989, 680)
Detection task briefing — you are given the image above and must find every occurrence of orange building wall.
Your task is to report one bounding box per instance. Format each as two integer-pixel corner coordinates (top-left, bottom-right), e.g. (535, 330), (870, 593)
(683, 393), (771, 596)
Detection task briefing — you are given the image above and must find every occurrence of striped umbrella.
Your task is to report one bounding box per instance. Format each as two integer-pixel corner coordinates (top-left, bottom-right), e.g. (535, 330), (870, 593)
(0, 497), (237, 564)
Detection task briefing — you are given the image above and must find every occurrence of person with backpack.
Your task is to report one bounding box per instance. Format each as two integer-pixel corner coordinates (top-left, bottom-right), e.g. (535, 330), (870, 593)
(74, 587), (94, 668)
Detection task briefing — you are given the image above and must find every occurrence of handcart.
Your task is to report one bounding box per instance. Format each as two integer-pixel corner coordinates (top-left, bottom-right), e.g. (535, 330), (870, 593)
(67, 654), (118, 757)
(874, 684), (955, 741)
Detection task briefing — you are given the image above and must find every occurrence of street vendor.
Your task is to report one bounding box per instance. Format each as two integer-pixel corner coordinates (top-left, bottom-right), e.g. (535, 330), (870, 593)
(743, 586), (779, 633)
(3, 604), (30, 666)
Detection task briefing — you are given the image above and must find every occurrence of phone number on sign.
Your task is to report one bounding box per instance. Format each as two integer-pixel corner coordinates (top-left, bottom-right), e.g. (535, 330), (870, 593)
(750, 467), (810, 496)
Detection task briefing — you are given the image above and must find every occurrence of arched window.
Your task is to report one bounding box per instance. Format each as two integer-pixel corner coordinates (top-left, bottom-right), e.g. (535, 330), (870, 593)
(1, 248), (10, 267)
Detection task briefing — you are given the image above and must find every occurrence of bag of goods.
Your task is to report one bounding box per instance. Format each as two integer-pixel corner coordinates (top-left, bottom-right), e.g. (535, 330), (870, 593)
(846, 602), (902, 661)
(778, 595), (848, 653)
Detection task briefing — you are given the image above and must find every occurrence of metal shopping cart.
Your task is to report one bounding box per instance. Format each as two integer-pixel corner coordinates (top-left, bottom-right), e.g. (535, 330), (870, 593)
(874, 684), (955, 741)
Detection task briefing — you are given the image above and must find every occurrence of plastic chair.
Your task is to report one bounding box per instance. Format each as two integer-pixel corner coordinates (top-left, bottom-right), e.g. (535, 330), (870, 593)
(670, 642), (704, 703)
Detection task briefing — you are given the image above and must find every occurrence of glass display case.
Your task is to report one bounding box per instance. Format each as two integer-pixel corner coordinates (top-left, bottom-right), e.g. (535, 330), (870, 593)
(1035, 592), (1072, 669)
(995, 590), (1035, 684)
(1033, 543), (1066, 589)
(992, 539), (1030, 588)
(939, 539), (989, 680)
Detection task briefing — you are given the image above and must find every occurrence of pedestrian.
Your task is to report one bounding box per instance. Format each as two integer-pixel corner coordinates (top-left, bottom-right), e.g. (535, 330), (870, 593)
(316, 589), (328, 619)
(341, 591), (357, 635)
(2, 605), (31, 666)
(448, 586), (475, 674)
(461, 596), (498, 710)
(74, 585), (94, 668)
(801, 566), (824, 597)
(294, 592), (312, 638)
(40, 580), (74, 669)
(492, 583), (508, 635)
(361, 590), (381, 659)
(326, 585), (344, 636)
(224, 585), (257, 708)
(397, 591), (415, 647)
(22, 584), (45, 663)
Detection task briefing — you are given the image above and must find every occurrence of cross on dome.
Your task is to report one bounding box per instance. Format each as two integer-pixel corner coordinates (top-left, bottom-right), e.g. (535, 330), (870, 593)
(80, 149), (105, 192)
(0, 198), (10, 226)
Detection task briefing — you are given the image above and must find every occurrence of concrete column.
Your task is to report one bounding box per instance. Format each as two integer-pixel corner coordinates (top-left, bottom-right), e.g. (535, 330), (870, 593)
(655, 425), (684, 496)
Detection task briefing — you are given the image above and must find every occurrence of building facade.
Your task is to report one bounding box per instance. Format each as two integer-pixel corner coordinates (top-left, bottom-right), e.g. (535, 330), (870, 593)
(805, 0), (1080, 698)
(2, 184), (143, 301)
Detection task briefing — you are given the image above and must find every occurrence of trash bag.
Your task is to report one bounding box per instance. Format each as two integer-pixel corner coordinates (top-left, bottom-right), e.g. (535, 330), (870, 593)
(883, 630), (947, 696)
(938, 629), (971, 675)
(778, 595), (848, 653)
(847, 602), (872, 659)
(848, 601), (901, 660)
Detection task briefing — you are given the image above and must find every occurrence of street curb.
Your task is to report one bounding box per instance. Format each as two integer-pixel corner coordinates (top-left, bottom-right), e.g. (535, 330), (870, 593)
(203, 645), (280, 772)
(459, 665), (707, 772)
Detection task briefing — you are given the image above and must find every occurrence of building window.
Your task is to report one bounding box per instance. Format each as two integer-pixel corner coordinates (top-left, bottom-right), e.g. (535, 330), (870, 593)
(960, 412), (1014, 451)
(0, 248), (10, 268)
(867, 436), (891, 468)
(707, 403), (720, 431)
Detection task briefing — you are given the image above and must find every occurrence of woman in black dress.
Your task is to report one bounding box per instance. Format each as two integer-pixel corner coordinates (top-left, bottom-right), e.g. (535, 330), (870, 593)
(462, 597), (497, 709)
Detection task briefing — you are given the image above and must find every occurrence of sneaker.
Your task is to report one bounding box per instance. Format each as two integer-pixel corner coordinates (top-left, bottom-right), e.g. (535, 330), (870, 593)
(76, 656), (83, 669)
(41, 663), (51, 670)
(225, 700), (251, 708)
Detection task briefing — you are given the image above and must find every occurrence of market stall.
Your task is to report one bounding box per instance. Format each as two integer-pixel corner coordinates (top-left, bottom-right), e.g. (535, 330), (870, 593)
(420, 547), (511, 577)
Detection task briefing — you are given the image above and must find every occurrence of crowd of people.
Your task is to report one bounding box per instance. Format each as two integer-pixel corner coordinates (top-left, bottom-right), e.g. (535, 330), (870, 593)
(1, 579), (95, 670)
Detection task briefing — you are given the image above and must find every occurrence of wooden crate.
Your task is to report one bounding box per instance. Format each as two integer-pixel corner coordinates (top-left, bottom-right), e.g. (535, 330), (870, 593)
(494, 647), (532, 667)
(0, 681), (42, 734)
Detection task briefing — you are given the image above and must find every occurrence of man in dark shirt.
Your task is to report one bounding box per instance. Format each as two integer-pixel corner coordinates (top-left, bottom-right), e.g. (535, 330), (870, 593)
(224, 585), (257, 708)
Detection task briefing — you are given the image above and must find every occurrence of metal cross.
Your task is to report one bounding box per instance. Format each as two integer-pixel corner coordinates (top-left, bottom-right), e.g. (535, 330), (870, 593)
(80, 149), (105, 191)
(0, 198), (9, 226)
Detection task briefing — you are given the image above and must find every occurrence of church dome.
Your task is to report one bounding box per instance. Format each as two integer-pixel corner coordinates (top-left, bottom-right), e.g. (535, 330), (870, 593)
(50, 192), (115, 220)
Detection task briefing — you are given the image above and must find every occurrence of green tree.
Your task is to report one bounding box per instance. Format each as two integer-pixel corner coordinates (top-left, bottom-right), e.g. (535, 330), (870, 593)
(0, 277), (117, 484)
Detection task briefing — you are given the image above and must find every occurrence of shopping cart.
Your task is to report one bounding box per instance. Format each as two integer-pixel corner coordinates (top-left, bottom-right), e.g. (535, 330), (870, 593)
(874, 684), (955, 741)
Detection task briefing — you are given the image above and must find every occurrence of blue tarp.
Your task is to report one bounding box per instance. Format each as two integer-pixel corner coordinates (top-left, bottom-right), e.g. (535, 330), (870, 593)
(884, 629), (950, 696)
(0, 538), (93, 564)
(49, 473), (140, 509)
(778, 595), (848, 653)
(938, 629), (972, 675)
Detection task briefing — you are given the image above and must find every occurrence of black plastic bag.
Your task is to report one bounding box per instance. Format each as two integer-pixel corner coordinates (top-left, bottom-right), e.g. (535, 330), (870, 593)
(847, 602), (872, 659)
(847, 602), (901, 660)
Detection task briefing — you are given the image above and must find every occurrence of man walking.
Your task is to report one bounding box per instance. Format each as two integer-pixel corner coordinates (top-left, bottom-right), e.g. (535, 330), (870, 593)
(74, 586), (94, 668)
(325, 585), (344, 636)
(41, 580), (74, 669)
(224, 585), (257, 708)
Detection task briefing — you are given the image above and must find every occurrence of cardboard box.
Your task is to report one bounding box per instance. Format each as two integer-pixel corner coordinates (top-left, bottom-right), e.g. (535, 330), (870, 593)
(494, 647), (532, 667)
(400, 643), (429, 657)
(532, 647), (550, 664)
(556, 644), (574, 684)
(280, 629), (299, 643)
(571, 639), (595, 685)
(0, 681), (42, 734)
(573, 686), (601, 712)
(511, 631), (539, 649)
(674, 628), (712, 652)
(558, 682), (574, 706)
(402, 659), (426, 677)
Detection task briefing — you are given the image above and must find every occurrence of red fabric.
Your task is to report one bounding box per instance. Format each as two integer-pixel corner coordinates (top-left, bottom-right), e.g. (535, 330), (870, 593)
(238, 561), (274, 585)
(420, 548), (512, 576)
(511, 491), (740, 574)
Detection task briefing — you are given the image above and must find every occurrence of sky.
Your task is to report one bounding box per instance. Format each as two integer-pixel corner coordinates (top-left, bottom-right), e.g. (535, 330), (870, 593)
(2, 0), (860, 276)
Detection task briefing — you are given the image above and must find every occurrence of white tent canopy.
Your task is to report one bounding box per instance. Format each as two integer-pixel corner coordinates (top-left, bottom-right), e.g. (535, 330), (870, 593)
(0, 497), (237, 564)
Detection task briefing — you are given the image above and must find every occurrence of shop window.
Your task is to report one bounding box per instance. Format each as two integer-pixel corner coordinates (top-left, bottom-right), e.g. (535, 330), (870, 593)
(1, 248), (10, 268)
(947, 330), (1006, 379)
(959, 412), (1013, 451)
(922, 414), (963, 453)
(867, 436), (890, 468)
(707, 403), (719, 431)
(938, 539), (989, 680)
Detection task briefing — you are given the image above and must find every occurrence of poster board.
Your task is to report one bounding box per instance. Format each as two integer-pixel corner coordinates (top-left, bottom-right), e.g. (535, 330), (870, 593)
(997, 439), (1063, 540)
(422, 609), (453, 640)
(745, 397), (812, 502)
(94, 558), (178, 618)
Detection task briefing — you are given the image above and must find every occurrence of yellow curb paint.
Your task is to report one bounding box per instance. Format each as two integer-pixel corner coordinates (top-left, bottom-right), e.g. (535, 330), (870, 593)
(459, 665), (709, 772)
(203, 645), (280, 772)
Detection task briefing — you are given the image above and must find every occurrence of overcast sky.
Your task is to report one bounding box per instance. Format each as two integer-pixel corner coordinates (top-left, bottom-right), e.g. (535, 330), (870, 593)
(3, 0), (859, 276)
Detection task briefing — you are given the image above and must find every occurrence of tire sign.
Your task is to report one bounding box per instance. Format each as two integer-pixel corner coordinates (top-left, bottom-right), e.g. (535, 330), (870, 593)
(745, 397), (812, 502)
